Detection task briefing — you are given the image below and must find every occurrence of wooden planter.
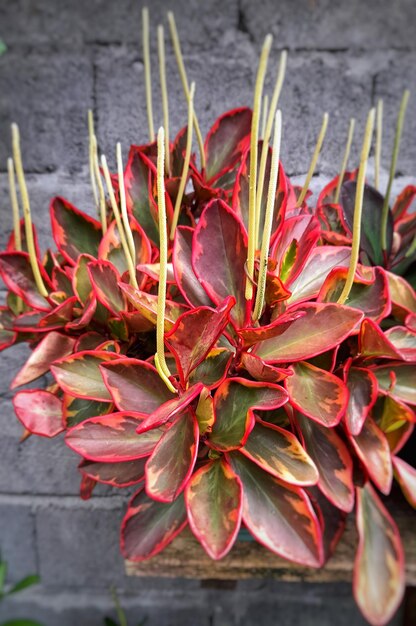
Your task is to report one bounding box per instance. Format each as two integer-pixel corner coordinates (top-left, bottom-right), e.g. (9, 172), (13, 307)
(126, 503), (416, 582)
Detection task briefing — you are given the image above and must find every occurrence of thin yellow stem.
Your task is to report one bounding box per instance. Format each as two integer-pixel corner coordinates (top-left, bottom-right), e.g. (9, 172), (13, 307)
(253, 110), (282, 321)
(375, 99), (383, 191)
(88, 110), (99, 208)
(91, 134), (107, 234)
(245, 34), (273, 301)
(337, 108), (375, 305)
(261, 94), (269, 140)
(334, 118), (355, 204)
(11, 124), (49, 297)
(170, 82), (195, 240)
(7, 157), (22, 252)
(158, 25), (170, 176)
(296, 112), (329, 208)
(381, 90), (410, 251)
(155, 127), (175, 392)
(101, 154), (138, 289)
(255, 50), (287, 244)
(142, 7), (155, 142)
(167, 11), (206, 170)
(116, 142), (136, 263)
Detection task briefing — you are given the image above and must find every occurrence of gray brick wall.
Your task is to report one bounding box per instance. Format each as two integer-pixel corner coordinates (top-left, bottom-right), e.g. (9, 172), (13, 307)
(0, 1), (414, 624)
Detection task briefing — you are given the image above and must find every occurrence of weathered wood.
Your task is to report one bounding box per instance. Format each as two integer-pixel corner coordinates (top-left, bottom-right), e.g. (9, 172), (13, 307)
(126, 509), (416, 582)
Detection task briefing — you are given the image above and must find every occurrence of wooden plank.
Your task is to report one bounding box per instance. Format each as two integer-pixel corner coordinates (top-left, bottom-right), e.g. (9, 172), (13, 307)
(126, 509), (416, 582)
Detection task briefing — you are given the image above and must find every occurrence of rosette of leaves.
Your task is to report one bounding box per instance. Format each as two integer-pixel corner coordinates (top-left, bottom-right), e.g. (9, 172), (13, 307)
(0, 12), (415, 626)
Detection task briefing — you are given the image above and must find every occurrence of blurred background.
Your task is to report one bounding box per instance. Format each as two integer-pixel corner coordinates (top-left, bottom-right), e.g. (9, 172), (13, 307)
(0, 1), (415, 624)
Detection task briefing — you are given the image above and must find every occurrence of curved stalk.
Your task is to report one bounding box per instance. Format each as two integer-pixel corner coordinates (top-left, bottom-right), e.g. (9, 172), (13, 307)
(11, 124), (49, 297)
(155, 127), (176, 392)
(7, 157), (22, 252)
(296, 112), (329, 208)
(255, 50), (287, 244)
(337, 108), (375, 305)
(91, 134), (107, 234)
(245, 34), (273, 301)
(101, 154), (138, 289)
(381, 89), (410, 251)
(170, 82), (195, 240)
(334, 118), (355, 204)
(88, 110), (99, 208)
(374, 99), (383, 191)
(116, 142), (136, 263)
(253, 110), (282, 321)
(158, 25), (170, 176)
(167, 11), (205, 170)
(142, 7), (155, 142)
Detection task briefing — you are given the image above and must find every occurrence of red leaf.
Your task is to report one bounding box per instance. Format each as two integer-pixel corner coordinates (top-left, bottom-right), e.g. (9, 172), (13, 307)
(172, 226), (213, 307)
(354, 483), (405, 626)
(0, 252), (51, 311)
(185, 458), (242, 559)
(344, 366), (378, 435)
(135, 383), (203, 435)
(205, 108), (252, 184)
(12, 332), (76, 389)
(87, 260), (127, 316)
(285, 361), (348, 427)
(13, 389), (64, 437)
(101, 358), (175, 413)
(393, 456), (416, 508)
(50, 197), (102, 265)
(359, 319), (403, 360)
(121, 488), (187, 561)
(165, 297), (235, 383)
(66, 412), (162, 462)
(124, 149), (161, 244)
(193, 199), (248, 328)
(385, 326), (416, 361)
(145, 409), (199, 503)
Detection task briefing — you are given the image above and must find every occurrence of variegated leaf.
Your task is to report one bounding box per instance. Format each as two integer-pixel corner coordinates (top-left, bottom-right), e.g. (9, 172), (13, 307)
(51, 350), (118, 401)
(13, 389), (64, 437)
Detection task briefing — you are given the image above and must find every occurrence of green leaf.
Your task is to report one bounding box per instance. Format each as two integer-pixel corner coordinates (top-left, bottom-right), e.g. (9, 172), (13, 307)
(50, 197), (102, 265)
(8, 575), (40, 595)
(205, 108), (252, 183)
(0, 39), (7, 56)
(0, 561), (7, 595)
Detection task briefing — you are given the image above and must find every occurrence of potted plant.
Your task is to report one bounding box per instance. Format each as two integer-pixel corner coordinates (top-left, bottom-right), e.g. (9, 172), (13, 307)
(0, 9), (414, 626)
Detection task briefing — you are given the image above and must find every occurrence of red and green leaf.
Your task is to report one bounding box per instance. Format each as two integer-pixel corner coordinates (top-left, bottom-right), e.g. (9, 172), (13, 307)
(79, 458), (146, 488)
(229, 452), (323, 567)
(66, 412), (162, 462)
(209, 378), (288, 452)
(359, 319), (403, 360)
(135, 383), (203, 435)
(51, 350), (119, 401)
(172, 226), (213, 307)
(125, 149), (160, 244)
(121, 488), (187, 561)
(372, 363), (416, 406)
(285, 361), (348, 427)
(63, 395), (113, 428)
(385, 326), (416, 361)
(50, 197), (102, 265)
(393, 456), (416, 508)
(354, 483), (404, 626)
(350, 417), (393, 495)
(297, 413), (354, 512)
(240, 419), (319, 486)
(145, 410), (199, 502)
(185, 458), (242, 559)
(253, 303), (363, 363)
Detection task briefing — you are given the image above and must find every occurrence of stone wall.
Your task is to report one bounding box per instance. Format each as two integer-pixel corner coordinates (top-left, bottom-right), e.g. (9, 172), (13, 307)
(0, 1), (414, 624)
